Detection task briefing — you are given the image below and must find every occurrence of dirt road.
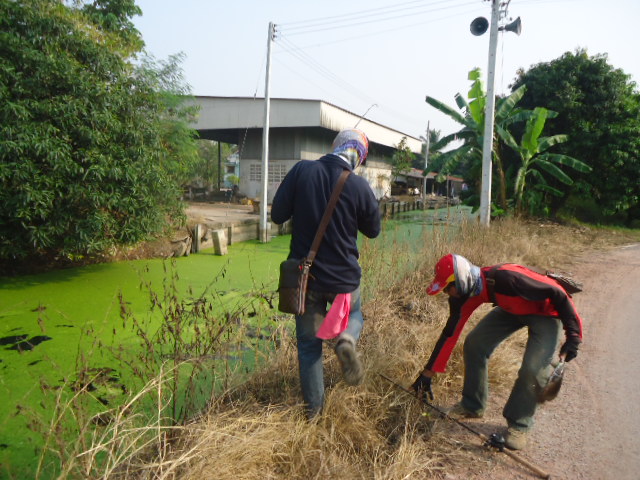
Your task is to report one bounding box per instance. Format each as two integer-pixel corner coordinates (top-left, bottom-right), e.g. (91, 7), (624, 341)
(446, 243), (640, 480)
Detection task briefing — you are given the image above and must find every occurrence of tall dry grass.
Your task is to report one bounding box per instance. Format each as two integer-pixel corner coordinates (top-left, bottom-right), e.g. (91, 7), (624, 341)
(68, 217), (638, 479)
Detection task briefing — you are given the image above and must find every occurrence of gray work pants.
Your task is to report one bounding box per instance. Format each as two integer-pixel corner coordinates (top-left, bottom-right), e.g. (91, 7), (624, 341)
(461, 306), (562, 431)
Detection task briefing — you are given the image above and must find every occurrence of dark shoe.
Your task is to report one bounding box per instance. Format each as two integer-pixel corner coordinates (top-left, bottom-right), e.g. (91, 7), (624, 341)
(335, 339), (363, 386)
(505, 427), (528, 450)
(445, 402), (484, 419)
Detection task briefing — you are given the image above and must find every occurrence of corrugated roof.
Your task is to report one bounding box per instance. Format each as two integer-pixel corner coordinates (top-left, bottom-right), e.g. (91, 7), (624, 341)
(191, 96), (423, 153)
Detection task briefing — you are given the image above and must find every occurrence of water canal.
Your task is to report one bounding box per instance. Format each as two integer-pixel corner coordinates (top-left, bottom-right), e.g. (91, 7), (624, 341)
(0, 205), (471, 478)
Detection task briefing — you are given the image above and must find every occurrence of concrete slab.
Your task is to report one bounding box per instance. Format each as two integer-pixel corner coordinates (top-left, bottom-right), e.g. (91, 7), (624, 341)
(186, 202), (260, 229)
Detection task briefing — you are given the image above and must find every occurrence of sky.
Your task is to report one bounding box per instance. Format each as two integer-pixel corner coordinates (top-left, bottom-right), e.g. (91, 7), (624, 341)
(132, 0), (640, 141)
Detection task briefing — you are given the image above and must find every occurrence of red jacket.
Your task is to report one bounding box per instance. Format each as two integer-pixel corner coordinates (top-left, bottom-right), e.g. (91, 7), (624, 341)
(426, 264), (583, 373)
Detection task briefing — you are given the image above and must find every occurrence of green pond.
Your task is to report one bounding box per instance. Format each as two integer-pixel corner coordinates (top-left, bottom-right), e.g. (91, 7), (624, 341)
(0, 206), (471, 478)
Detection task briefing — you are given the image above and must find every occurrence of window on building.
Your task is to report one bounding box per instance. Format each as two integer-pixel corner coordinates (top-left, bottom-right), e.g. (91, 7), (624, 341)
(249, 163), (288, 183)
(268, 164), (288, 183)
(249, 164), (261, 181)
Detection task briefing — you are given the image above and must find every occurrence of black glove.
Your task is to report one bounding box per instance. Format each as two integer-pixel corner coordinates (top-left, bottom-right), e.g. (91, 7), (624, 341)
(560, 336), (581, 362)
(411, 374), (434, 402)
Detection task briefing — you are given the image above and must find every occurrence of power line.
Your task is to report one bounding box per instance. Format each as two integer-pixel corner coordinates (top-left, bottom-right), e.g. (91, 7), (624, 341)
(277, 4), (485, 51)
(280, 0), (472, 31)
(274, 37), (430, 134)
(280, 0), (480, 36)
(276, 36), (376, 105)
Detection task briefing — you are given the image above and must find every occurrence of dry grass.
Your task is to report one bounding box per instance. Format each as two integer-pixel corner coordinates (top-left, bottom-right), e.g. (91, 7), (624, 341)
(71, 217), (639, 480)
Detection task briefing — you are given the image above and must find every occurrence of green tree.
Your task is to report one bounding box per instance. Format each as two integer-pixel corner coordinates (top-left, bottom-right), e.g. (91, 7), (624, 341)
(391, 136), (415, 185)
(0, 0), (191, 268)
(426, 68), (529, 211)
(510, 49), (640, 225)
(136, 53), (201, 186)
(81, 0), (144, 55)
(502, 108), (592, 214)
(190, 140), (238, 190)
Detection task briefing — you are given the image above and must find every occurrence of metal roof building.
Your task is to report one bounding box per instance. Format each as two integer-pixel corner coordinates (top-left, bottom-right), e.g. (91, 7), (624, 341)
(191, 96), (423, 202)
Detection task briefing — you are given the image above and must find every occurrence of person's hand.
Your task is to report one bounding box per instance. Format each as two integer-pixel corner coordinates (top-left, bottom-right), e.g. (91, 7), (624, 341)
(411, 374), (434, 402)
(560, 336), (581, 362)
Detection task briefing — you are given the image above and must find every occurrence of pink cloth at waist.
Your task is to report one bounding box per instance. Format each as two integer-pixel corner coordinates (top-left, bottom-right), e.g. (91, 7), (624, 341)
(315, 293), (351, 339)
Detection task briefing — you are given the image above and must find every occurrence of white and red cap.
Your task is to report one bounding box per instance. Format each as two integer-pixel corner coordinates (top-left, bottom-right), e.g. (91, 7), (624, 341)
(427, 254), (456, 295)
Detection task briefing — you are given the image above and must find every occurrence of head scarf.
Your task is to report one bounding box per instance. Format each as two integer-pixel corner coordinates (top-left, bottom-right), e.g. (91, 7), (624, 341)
(331, 129), (369, 169)
(452, 254), (482, 297)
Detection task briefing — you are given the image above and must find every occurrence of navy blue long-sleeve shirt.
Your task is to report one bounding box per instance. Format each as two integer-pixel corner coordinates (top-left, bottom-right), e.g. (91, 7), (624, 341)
(271, 154), (381, 293)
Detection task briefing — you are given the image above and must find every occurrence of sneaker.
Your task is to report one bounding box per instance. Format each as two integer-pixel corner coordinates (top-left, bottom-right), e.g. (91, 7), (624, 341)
(335, 339), (363, 386)
(445, 402), (484, 419)
(504, 427), (528, 450)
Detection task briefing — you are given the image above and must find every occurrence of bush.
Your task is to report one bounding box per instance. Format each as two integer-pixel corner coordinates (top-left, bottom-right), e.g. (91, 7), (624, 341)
(0, 0), (187, 268)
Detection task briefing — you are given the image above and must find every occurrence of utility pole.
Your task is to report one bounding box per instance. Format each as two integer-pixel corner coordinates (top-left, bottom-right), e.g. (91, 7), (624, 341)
(479, 0), (500, 227)
(259, 22), (275, 243)
(217, 141), (221, 191)
(423, 120), (430, 198)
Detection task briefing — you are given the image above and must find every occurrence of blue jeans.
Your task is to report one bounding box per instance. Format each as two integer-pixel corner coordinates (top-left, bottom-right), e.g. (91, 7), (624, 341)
(295, 287), (364, 418)
(461, 307), (561, 431)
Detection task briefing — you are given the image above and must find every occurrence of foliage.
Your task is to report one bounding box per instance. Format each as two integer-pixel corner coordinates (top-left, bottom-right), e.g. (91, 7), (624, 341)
(80, 0), (144, 55)
(510, 49), (640, 225)
(426, 68), (529, 210)
(135, 53), (201, 186)
(0, 0), (196, 266)
(501, 107), (592, 213)
(189, 140), (237, 189)
(417, 127), (441, 171)
(391, 136), (415, 180)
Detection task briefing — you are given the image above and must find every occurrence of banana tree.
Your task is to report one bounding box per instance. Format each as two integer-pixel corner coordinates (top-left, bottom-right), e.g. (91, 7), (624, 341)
(501, 107), (592, 213)
(425, 68), (528, 210)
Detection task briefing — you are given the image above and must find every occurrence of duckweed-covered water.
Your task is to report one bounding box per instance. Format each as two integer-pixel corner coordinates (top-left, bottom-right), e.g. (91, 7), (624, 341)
(0, 205), (472, 478)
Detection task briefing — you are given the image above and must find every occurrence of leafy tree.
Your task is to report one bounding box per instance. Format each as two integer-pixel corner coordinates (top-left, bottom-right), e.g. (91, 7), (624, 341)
(136, 53), (200, 186)
(190, 140), (237, 189)
(0, 0), (193, 268)
(426, 68), (529, 211)
(510, 49), (640, 225)
(81, 0), (144, 55)
(391, 136), (415, 183)
(501, 107), (592, 213)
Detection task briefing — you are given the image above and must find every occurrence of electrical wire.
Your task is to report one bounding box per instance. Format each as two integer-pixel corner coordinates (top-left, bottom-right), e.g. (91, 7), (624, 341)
(277, 36), (376, 105)
(263, 0), (508, 136)
(279, 0), (475, 31)
(275, 35), (430, 131)
(277, 3), (485, 51)
(280, 0), (480, 36)
(280, 0), (453, 28)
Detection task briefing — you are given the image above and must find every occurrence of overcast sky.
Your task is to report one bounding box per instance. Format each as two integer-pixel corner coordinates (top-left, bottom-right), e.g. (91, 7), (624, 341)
(132, 0), (640, 140)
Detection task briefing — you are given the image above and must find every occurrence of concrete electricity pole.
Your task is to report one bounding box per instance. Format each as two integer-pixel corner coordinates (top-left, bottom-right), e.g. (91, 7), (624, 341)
(478, 1), (521, 226)
(423, 120), (430, 198)
(479, 0), (500, 227)
(260, 22), (276, 243)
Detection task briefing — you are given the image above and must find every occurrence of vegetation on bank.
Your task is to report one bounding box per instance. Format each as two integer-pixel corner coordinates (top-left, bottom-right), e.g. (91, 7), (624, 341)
(425, 52), (639, 223)
(15, 217), (638, 479)
(0, 0), (227, 272)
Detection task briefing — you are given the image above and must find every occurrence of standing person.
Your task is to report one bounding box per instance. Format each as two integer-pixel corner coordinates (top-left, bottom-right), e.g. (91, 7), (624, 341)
(271, 129), (381, 419)
(411, 254), (583, 450)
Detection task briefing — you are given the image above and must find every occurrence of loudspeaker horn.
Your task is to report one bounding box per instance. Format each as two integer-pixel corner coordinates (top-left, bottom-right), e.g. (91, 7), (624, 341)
(470, 17), (489, 36)
(500, 16), (522, 35)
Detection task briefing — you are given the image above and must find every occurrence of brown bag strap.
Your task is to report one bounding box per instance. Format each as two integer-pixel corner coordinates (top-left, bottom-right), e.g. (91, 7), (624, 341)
(305, 169), (351, 266)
